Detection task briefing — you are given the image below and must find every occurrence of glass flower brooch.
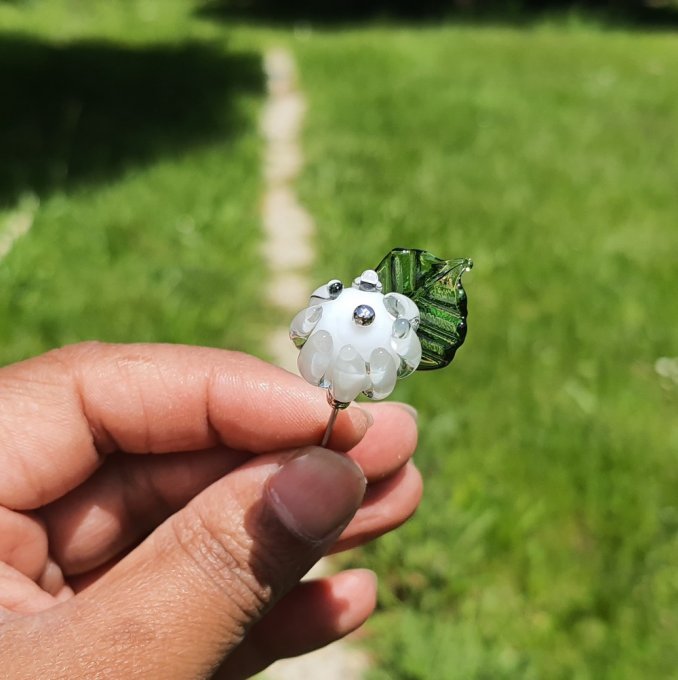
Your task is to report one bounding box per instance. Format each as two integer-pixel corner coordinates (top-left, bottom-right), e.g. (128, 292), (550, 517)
(290, 248), (472, 445)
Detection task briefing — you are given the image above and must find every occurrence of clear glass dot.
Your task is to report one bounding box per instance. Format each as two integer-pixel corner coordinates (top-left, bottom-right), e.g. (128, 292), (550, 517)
(393, 317), (411, 339)
(328, 280), (343, 297)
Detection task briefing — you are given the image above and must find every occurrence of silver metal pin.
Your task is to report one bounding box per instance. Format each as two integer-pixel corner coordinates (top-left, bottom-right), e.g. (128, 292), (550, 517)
(320, 397), (349, 447)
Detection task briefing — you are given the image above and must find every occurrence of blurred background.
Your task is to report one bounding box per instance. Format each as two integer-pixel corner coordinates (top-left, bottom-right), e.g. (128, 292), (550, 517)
(1, 0), (677, 678)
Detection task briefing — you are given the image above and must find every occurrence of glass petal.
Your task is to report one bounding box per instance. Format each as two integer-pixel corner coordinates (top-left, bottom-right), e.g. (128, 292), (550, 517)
(331, 344), (367, 403)
(391, 331), (422, 378)
(368, 347), (398, 400)
(298, 330), (333, 386)
(290, 305), (323, 349)
(383, 292), (420, 329)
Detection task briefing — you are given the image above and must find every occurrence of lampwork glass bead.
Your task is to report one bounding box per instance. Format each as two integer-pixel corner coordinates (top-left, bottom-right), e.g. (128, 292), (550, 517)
(290, 270), (421, 403)
(290, 249), (472, 404)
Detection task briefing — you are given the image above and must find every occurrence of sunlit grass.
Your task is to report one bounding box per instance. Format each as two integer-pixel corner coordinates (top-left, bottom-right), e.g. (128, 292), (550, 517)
(1, 2), (677, 677)
(293, 24), (678, 679)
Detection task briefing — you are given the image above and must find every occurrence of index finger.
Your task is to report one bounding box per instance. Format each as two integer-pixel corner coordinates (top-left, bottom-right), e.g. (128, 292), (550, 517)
(0, 342), (371, 509)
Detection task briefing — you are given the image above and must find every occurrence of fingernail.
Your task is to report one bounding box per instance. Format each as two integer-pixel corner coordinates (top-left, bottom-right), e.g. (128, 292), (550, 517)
(393, 402), (418, 422)
(348, 405), (374, 430)
(267, 449), (366, 543)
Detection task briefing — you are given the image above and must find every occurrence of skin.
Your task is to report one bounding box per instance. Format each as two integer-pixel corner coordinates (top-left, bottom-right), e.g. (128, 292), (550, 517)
(0, 342), (421, 679)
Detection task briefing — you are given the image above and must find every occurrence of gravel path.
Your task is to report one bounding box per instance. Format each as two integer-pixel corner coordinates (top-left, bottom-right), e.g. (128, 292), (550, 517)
(259, 47), (370, 680)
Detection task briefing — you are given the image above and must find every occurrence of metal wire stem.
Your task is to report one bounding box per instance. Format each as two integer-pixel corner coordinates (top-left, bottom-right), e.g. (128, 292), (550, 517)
(320, 396), (349, 447)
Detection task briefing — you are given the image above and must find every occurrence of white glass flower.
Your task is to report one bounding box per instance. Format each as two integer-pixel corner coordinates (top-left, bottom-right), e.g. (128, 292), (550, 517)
(290, 269), (421, 404)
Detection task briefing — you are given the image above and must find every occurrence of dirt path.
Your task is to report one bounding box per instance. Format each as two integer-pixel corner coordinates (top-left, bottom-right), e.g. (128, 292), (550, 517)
(259, 47), (370, 680)
(261, 47), (313, 374)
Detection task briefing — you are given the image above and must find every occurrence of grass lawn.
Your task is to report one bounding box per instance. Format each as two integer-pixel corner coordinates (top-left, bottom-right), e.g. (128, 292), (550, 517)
(0, 0), (267, 363)
(292, 23), (678, 679)
(1, 2), (677, 679)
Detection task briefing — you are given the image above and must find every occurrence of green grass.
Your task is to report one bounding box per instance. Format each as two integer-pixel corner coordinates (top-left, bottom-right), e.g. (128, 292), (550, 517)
(0, 0), (267, 362)
(292, 24), (678, 679)
(1, 3), (677, 678)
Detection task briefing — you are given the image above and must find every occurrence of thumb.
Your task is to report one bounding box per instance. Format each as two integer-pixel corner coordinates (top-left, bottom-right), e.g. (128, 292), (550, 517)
(4, 448), (366, 679)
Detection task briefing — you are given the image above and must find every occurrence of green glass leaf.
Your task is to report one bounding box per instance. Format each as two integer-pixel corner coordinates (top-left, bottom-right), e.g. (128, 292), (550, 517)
(375, 248), (473, 370)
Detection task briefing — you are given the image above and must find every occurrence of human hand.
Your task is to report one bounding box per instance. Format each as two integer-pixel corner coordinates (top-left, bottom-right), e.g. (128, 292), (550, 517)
(0, 342), (421, 678)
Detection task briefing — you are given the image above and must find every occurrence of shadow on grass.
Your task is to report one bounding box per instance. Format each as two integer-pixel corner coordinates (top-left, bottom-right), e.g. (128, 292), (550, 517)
(196, 0), (678, 29)
(0, 35), (263, 207)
